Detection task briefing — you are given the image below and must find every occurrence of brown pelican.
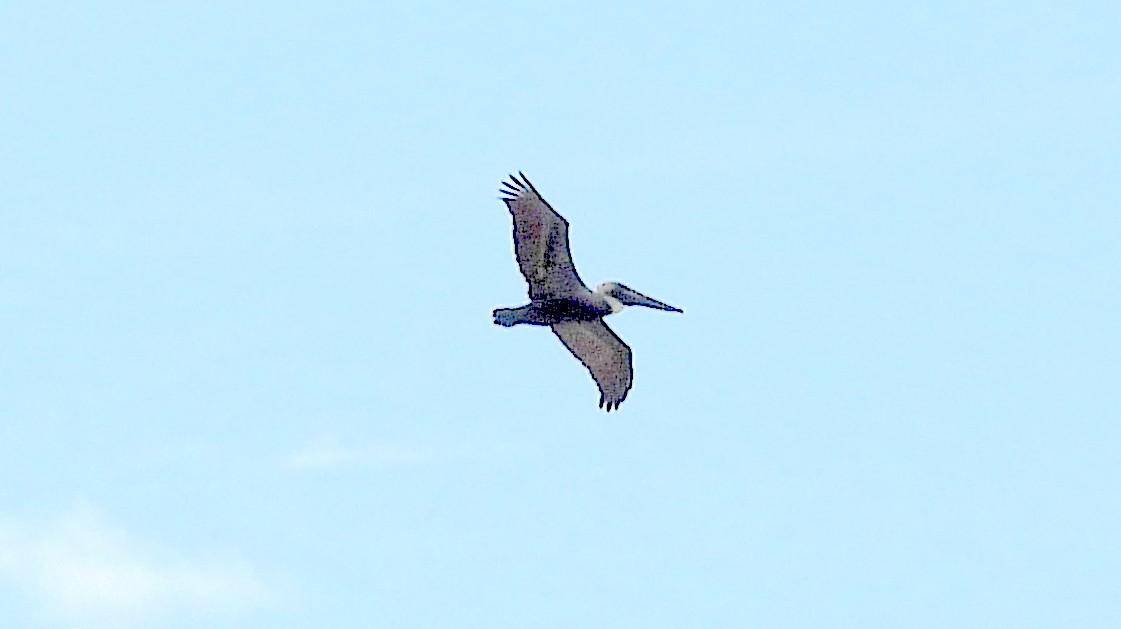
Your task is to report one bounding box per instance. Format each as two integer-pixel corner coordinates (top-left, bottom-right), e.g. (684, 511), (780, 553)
(493, 173), (683, 411)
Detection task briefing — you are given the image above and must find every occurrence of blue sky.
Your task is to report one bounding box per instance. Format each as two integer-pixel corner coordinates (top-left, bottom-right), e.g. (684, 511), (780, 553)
(2, 1), (1119, 627)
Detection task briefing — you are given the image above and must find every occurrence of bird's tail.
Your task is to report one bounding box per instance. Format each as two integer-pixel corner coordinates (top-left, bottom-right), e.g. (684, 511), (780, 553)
(492, 308), (521, 327)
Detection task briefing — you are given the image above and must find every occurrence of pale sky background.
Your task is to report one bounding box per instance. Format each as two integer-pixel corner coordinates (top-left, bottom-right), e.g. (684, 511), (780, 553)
(2, 2), (1119, 628)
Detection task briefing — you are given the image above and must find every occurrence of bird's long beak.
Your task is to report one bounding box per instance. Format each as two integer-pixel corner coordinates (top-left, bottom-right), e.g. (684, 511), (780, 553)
(615, 285), (684, 313)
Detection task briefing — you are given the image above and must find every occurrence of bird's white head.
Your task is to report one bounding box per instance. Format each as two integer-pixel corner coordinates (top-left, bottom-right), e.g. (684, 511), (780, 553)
(595, 281), (626, 314)
(595, 281), (684, 315)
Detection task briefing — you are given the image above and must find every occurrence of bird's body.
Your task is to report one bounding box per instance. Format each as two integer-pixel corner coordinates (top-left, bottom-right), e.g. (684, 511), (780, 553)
(493, 173), (682, 411)
(493, 289), (618, 327)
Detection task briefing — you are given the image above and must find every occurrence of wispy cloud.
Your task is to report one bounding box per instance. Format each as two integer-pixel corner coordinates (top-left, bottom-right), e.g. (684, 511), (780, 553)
(0, 505), (278, 626)
(284, 440), (438, 470)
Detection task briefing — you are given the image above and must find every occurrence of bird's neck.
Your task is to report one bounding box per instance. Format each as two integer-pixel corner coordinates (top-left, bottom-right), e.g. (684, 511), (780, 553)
(601, 292), (625, 314)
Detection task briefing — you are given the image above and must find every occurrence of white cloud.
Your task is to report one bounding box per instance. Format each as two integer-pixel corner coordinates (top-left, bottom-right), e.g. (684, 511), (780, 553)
(285, 440), (437, 470)
(0, 505), (277, 627)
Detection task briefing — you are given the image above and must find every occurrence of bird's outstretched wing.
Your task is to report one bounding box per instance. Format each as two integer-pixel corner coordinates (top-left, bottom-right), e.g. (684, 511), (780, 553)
(551, 319), (634, 411)
(500, 173), (588, 300)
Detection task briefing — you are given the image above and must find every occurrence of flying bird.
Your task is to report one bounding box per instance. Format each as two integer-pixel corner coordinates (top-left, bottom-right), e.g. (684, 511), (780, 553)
(493, 173), (683, 411)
